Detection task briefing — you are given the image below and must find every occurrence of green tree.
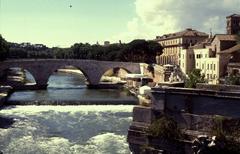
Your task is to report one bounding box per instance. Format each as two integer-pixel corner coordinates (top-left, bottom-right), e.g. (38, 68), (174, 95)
(225, 72), (240, 85)
(119, 39), (162, 63)
(184, 69), (205, 88)
(0, 35), (9, 61)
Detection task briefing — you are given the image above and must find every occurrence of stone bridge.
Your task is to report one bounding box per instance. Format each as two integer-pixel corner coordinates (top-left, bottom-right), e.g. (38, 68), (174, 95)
(0, 59), (141, 88)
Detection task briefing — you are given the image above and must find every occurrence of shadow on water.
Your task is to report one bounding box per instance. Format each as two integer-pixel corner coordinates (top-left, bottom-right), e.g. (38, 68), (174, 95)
(0, 105), (16, 110)
(0, 116), (15, 129)
(0, 106), (16, 129)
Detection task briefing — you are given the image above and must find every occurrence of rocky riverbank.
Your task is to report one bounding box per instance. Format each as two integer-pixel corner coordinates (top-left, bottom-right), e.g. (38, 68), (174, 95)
(0, 86), (13, 106)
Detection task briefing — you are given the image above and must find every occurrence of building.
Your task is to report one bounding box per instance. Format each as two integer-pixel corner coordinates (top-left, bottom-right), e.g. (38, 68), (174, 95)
(180, 34), (237, 83)
(155, 28), (209, 65)
(180, 37), (213, 74)
(226, 14), (240, 35)
(179, 14), (240, 84)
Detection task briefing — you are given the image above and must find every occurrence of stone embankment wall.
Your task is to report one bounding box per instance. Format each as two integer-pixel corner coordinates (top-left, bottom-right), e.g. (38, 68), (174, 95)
(196, 83), (240, 92)
(0, 86), (13, 106)
(128, 87), (240, 154)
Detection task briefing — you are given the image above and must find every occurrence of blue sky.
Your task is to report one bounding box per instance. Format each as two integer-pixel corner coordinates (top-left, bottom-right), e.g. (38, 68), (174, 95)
(0, 0), (135, 46)
(1, 0), (240, 47)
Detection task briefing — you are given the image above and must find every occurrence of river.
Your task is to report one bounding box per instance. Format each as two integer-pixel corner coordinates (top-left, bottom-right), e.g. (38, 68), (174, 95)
(0, 72), (137, 154)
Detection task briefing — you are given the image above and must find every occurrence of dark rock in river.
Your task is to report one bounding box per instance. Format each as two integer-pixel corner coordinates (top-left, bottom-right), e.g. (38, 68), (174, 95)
(0, 116), (15, 129)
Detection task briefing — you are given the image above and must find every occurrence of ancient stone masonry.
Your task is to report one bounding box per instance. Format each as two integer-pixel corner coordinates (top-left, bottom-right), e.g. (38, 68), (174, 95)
(0, 59), (141, 89)
(127, 87), (240, 154)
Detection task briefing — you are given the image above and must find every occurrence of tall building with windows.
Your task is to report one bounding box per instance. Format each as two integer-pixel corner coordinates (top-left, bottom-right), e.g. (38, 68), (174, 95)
(178, 14), (240, 84)
(226, 14), (240, 35)
(155, 28), (208, 65)
(180, 34), (237, 83)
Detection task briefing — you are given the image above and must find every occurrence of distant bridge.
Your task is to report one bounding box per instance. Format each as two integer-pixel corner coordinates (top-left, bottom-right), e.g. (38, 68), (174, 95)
(0, 59), (141, 89)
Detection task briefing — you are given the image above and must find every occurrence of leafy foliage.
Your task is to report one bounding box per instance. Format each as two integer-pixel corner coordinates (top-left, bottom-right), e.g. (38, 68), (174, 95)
(184, 69), (205, 88)
(210, 115), (240, 154)
(4, 38), (163, 63)
(147, 116), (182, 140)
(225, 72), (240, 85)
(0, 35), (9, 61)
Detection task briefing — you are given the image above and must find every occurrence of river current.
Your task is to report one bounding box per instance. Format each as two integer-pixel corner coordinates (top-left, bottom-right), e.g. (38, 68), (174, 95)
(0, 72), (137, 154)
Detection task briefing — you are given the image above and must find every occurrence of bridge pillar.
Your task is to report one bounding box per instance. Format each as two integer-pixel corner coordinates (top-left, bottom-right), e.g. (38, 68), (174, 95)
(36, 84), (48, 90)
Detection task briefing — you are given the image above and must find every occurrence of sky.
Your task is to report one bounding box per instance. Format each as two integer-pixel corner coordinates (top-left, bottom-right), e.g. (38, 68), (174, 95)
(0, 0), (240, 47)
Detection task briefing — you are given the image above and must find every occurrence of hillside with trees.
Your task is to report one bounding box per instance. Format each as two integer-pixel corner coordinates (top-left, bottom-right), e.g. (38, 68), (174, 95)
(1, 36), (163, 63)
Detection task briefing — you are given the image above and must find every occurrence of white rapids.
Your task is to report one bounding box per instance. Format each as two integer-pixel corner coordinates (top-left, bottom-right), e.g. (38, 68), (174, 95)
(0, 105), (133, 154)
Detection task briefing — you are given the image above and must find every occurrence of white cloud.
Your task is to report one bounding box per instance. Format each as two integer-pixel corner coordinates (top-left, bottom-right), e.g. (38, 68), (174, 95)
(111, 0), (240, 43)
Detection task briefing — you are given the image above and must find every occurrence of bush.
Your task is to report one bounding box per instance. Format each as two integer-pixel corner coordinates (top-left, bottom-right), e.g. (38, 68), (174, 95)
(185, 69), (205, 88)
(210, 115), (240, 154)
(147, 116), (182, 140)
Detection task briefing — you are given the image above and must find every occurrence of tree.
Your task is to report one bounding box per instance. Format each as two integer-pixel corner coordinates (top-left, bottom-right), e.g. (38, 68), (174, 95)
(119, 39), (163, 63)
(0, 35), (9, 61)
(225, 72), (240, 85)
(184, 69), (205, 88)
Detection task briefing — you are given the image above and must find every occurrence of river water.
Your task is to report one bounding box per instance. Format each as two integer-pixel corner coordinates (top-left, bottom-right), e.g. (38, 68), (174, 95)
(0, 72), (137, 154)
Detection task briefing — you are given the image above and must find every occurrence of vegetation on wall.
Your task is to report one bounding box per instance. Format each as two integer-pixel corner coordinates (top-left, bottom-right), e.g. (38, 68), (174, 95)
(147, 116), (182, 140)
(184, 69), (205, 88)
(210, 115), (240, 154)
(225, 72), (240, 85)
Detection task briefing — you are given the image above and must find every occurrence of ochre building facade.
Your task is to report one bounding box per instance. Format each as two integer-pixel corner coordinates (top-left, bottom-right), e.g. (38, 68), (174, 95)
(155, 28), (208, 65)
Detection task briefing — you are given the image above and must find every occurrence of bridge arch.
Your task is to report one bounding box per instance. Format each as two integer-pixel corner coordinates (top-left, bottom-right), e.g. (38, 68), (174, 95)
(0, 67), (37, 86)
(100, 67), (131, 83)
(0, 59), (141, 89)
(46, 65), (91, 88)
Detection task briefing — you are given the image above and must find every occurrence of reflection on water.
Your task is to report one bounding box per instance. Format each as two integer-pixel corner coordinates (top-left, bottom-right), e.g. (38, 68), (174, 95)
(0, 105), (133, 154)
(8, 72), (137, 104)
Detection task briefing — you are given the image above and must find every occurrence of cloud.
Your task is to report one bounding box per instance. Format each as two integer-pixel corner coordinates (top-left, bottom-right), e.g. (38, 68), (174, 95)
(111, 0), (240, 43)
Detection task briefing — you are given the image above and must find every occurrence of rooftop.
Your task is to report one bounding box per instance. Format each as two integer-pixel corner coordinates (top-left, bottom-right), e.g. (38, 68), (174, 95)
(220, 44), (240, 54)
(155, 28), (208, 41)
(213, 34), (237, 41)
(226, 14), (240, 18)
(191, 37), (213, 49)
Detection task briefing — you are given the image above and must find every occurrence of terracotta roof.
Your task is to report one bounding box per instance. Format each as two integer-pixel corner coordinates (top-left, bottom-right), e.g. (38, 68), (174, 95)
(226, 14), (240, 18)
(213, 34), (237, 41)
(155, 28), (208, 40)
(191, 37), (213, 49)
(219, 44), (240, 54)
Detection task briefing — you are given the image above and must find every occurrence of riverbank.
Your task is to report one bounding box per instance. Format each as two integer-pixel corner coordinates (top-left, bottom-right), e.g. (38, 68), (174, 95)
(0, 86), (13, 106)
(57, 69), (83, 75)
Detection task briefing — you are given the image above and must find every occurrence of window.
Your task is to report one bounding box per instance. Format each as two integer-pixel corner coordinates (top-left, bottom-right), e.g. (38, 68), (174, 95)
(207, 74), (209, 79)
(196, 54), (201, 59)
(205, 54), (207, 58)
(210, 64), (212, 70)
(213, 64), (216, 71)
(207, 64), (209, 70)
(202, 64), (204, 69)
